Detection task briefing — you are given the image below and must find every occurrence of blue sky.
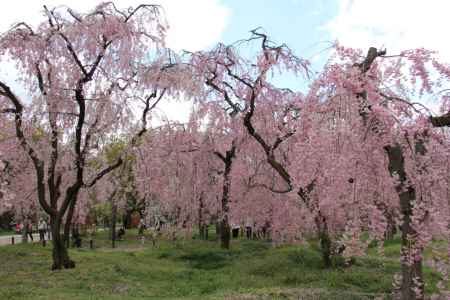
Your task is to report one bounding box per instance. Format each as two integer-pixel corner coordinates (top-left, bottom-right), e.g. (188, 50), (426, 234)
(220, 0), (336, 60)
(216, 0), (338, 91)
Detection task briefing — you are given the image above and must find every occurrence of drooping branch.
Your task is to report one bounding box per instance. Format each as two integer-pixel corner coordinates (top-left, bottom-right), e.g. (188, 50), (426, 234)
(0, 80), (54, 215)
(124, 4), (161, 23)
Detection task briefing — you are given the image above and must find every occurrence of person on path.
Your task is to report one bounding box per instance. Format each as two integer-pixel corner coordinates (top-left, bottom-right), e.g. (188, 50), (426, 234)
(46, 221), (51, 240)
(38, 219), (47, 241)
(26, 220), (34, 241)
(138, 218), (146, 236)
(15, 222), (22, 234)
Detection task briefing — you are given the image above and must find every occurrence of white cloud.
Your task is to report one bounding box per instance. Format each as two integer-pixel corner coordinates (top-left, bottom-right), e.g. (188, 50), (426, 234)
(326, 0), (450, 62)
(0, 0), (229, 52)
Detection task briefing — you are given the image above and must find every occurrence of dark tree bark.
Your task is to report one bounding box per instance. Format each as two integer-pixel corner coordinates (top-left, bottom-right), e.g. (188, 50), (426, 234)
(50, 217), (75, 270)
(385, 144), (424, 300)
(314, 214), (332, 268)
(214, 143), (237, 250)
(111, 200), (117, 249)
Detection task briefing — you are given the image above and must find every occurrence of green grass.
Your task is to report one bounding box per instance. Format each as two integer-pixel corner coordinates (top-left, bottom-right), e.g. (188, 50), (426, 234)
(0, 230), (444, 300)
(0, 228), (15, 236)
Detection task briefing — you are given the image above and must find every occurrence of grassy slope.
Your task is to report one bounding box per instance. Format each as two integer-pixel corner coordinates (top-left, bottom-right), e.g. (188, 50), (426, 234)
(0, 230), (443, 300)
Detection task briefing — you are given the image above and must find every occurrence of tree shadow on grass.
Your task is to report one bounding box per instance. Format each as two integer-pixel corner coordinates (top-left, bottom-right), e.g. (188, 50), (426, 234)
(179, 249), (234, 270)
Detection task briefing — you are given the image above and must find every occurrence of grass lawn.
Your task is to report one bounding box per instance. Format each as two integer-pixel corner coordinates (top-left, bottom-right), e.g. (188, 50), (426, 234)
(0, 229), (444, 300)
(0, 228), (14, 236)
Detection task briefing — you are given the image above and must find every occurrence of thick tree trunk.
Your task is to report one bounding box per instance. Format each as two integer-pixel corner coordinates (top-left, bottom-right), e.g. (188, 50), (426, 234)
(399, 210), (423, 299)
(386, 144), (424, 300)
(220, 218), (231, 249)
(123, 210), (133, 229)
(63, 200), (76, 249)
(315, 214), (332, 268)
(50, 218), (75, 270)
(215, 144), (236, 250)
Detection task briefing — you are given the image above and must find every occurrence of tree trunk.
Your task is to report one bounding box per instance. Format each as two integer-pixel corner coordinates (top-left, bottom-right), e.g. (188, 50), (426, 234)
(63, 200), (76, 249)
(199, 224), (209, 240)
(386, 144), (424, 300)
(50, 217), (75, 270)
(198, 195), (208, 240)
(215, 220), (220, 240)
(215, 143), (236, 250)
(399, 209), (423, 299)
(385, 211), (397, 240)
(123, 210), (132, 229)
(111, 201), (117, 248)
(22, 219), (28, 243)
(315, 214), (332, 268)
(220, 218), (231, 249)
